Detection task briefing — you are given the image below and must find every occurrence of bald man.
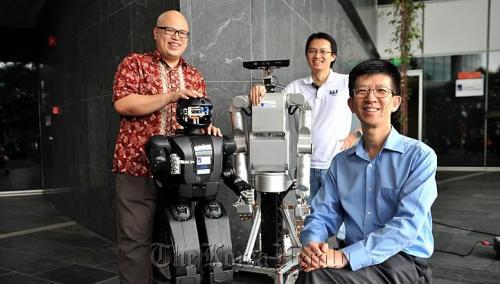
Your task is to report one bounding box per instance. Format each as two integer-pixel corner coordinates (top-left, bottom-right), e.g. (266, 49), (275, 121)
(112, 10), (221, 283)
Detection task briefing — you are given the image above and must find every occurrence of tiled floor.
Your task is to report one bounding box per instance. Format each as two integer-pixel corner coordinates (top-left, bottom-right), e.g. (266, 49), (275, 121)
(0, 196), (118, 284)
(431, 171), (500, 283)
(0, 171), (499, 283)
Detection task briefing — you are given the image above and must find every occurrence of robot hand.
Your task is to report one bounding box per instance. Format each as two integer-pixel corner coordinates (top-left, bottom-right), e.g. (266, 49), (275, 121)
(294, 196), (310, 234)
(293, 183), (310, 221)
(240, 188), (255, 205)
(294, 183), (310, 201)
(294, 197), (310, 220)
(233, 188), (255, 219)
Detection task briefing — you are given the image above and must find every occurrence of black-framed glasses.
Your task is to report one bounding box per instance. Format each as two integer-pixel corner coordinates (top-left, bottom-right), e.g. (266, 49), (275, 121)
(353, 87), (394, 98)
(307, 49), (333, 56)
(156, 26), (190, 39)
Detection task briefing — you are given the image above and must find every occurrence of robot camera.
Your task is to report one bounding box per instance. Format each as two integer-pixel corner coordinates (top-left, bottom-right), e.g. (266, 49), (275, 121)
(243, 60), (290, 70)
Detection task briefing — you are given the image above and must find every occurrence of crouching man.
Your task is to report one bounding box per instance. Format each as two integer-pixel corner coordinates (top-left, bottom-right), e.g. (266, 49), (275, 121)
(297, 59), (437, 284)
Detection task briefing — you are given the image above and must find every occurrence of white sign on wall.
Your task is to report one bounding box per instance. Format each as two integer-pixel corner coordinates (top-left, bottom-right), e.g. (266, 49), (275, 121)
(456, 78), (484, 97)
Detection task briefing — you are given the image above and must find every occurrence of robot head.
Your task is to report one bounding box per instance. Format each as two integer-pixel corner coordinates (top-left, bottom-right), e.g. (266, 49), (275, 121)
(176, 97), (213, 129)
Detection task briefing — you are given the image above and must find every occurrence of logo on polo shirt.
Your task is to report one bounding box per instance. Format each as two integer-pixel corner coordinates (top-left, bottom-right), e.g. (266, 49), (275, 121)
(329, 89), (338, 96)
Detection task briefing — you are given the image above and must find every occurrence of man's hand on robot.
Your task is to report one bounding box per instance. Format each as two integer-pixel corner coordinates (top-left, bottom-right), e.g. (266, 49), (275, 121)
(170, 89), (204, 103)
(250, 85), (266, 106)
(201, 123), (223, 137)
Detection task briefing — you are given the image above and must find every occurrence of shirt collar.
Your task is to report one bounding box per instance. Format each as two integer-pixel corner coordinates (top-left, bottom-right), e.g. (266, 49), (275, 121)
(152, 50), (186, 68)
(383, 127), (405, 154)
(346, 127), (405, 159)
(303, 69), (333, 86)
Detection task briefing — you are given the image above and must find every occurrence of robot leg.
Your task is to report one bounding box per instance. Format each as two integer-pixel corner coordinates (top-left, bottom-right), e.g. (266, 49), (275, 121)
(195, 200), (234, 283)
(153, 202), (202, 284)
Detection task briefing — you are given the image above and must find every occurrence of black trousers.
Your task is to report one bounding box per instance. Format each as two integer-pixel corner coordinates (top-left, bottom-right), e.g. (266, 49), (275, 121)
(116, 174), (158, 284)
(296, 252), (432, 284)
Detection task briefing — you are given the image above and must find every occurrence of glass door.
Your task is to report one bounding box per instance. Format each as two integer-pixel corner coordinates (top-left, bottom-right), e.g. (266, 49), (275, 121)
(0, 61), (42, 191)
(486, 51), (500, 167)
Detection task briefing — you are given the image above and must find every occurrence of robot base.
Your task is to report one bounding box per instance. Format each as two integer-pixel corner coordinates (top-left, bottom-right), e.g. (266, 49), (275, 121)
(232, 190), (304, 284)
(234, 253), (300, 284)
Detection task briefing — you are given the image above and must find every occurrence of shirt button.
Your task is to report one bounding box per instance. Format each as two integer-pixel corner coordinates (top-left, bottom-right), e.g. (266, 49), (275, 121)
(368, 164), (373, 168)
(368, 187), (372, 191)
(367, 211), (372, 215)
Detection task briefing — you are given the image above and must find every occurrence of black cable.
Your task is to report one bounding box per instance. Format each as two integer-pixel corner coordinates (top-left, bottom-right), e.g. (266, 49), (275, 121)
(242, 107), (252, 116)
(434, 240), (484, 257)
(271, 75), (286, 90)
(433, 221), (497, 257)
(433, 220), (497, 236)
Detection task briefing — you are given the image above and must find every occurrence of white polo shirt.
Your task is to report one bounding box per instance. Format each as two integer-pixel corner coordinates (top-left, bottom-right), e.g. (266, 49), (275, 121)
(284, 70), (352, 169)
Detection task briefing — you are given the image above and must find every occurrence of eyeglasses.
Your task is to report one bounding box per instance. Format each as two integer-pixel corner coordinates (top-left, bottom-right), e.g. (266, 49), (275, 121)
(156, 26), (190, 39)
(307, 49), (333, 56)
(353, 87), (394, 98)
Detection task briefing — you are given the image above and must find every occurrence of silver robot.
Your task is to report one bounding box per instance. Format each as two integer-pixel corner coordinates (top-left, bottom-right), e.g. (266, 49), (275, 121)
(231, 60), (312, 283)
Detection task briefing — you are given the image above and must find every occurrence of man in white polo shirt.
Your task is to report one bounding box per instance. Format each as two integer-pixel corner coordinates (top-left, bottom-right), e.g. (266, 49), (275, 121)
(250, 32), (361, 206)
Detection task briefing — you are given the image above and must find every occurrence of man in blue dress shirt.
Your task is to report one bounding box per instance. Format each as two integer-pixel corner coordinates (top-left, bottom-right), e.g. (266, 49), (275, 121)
(297, 58), (437, 283)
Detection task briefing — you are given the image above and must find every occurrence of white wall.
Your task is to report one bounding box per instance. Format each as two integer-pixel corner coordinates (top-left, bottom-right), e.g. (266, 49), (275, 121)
(491, 0), (500, 51)
(424, 0), (488, 56)
(377, 0), (495, 58)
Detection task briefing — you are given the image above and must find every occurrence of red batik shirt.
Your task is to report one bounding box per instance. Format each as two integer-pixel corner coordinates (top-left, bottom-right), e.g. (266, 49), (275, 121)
(112, 50), (206, 177)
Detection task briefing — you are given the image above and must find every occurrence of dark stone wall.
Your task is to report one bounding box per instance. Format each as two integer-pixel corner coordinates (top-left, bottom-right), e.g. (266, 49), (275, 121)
(181, 0), (376, 135)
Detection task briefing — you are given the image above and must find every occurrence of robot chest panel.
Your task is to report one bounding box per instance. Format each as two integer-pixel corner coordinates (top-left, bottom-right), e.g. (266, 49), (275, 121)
(168, 135), (223, 182)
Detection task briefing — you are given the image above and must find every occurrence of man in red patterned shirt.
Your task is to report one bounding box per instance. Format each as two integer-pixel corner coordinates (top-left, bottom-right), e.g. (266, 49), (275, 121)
(112, 10), (222, 283)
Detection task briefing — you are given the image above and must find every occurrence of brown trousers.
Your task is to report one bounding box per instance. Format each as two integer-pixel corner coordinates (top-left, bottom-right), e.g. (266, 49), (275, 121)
(116, 174), (158, 284)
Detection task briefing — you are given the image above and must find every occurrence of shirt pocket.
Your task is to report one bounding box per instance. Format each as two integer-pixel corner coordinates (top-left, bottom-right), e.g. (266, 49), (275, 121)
(375, 187), (400, 224)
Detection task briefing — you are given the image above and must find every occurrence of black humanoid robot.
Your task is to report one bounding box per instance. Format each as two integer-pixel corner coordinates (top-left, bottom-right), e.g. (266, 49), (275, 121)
(146, 97), (253, 284)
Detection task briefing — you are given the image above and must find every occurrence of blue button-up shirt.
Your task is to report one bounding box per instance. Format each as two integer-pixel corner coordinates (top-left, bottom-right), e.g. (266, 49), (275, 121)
(300, 128), (437, 271)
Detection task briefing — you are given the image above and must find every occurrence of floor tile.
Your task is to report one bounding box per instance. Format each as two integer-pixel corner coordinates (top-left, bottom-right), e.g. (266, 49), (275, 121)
(6, 257), (69, 275)
(0, 247), (45, 268)
(35, 244), (117, 267)
(27, 228), (115, 250)
(0, 272), (56, 284)
(432, 264), (500, 284)
(0, 267), (11, 276)
(0, 236), (43, 250)
(6, 238), (69, 255)
(94, 275), (119, 284)
(95, 260), (118, 274)
(36, 264), (116, 284)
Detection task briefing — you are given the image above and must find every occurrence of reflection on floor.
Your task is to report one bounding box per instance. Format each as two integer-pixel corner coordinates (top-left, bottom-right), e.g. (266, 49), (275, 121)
(0, 172), (499, 283)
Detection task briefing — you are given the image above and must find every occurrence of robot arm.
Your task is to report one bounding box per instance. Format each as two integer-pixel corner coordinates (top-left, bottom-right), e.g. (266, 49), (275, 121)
(145, 135), (172, 179)
(221, 136), (254, 216)
(294, 100), (312, 220)
(221, 167), (253, 200)
(221, 136), (253, 196)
